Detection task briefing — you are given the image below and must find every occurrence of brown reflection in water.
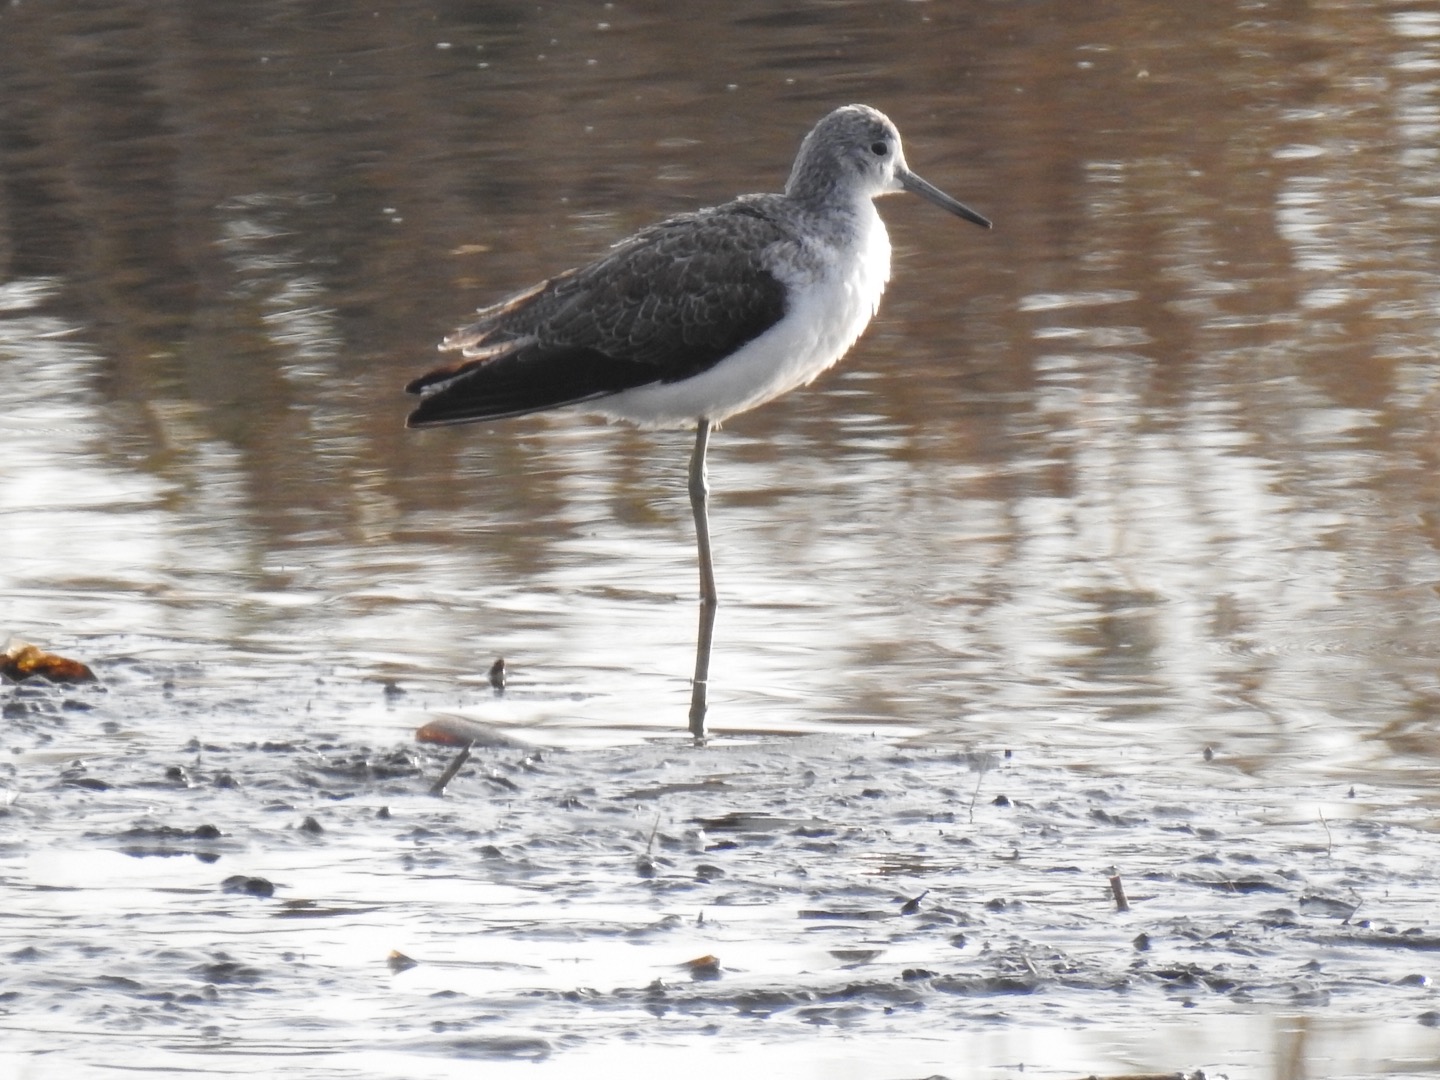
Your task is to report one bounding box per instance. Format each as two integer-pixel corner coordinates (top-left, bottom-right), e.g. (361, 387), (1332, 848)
(2, 2), (1440, 764)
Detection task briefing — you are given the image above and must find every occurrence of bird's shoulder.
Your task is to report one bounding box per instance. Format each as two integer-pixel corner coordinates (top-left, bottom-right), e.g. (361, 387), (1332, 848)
(596, 193), (799, 274)
(509, 196), (797, 364)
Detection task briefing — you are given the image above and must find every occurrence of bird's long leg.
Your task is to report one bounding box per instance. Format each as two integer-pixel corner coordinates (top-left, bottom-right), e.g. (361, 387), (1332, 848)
(688, 419), (718, 737)
(688, 420), (718, 607)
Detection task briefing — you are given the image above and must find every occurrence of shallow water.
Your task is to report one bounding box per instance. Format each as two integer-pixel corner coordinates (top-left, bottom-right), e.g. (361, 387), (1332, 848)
(4, 0), (1440, 1075)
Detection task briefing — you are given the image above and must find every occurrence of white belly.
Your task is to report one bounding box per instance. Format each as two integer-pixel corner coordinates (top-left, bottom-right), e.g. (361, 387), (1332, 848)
(587, 207), (892, 429)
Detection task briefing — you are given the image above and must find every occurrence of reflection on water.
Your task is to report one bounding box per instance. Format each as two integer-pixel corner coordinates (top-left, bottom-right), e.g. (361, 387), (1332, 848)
(6, 2), (1440, 1075)
(4, 1), (1440, 771)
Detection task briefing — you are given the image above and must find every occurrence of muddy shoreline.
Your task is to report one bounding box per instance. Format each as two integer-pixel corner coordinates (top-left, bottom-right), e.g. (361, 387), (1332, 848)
(4, 654), (1440, 1077)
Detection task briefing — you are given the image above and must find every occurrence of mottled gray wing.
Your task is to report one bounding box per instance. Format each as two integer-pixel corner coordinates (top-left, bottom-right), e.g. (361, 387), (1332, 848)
(406, 200), (792, 426)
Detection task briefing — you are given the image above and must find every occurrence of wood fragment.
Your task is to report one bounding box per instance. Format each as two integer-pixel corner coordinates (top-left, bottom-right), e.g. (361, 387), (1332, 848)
(430, 740), (475, 797)
(1109, 872), (1131, 912)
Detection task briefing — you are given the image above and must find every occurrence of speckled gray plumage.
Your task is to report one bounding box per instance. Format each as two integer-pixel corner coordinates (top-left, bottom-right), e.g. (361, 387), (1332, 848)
(406, 199), (796, 425)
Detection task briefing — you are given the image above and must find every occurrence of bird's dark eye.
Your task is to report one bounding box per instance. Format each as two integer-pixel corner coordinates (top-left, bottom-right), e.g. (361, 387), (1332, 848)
(870, 141), (889, 156)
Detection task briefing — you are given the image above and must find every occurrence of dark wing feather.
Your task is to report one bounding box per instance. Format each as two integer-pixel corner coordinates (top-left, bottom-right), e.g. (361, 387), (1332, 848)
(406, 199), (792, 428)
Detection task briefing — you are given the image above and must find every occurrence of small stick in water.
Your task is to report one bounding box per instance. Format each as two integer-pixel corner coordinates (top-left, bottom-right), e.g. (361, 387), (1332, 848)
(1108, 870), (1130, 912)
(430, 740), (476, 797)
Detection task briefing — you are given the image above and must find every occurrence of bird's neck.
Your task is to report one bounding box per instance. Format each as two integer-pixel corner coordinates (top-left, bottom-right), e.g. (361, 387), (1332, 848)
(789, 193), (883, 256)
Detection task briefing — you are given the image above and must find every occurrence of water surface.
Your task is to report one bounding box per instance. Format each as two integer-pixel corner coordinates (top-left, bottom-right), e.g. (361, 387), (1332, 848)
(3, 1), (1440, 1075)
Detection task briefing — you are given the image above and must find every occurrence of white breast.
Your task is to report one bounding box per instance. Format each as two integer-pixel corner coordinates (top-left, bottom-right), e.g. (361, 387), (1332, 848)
(589, 203), (892, 429)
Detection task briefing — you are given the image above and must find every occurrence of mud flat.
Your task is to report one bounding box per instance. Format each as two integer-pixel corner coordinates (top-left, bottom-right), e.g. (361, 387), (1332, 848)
(3, 652), (1439, 1079)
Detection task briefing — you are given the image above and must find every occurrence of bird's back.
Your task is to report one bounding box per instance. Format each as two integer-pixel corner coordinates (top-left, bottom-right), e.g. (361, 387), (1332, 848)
(406, 195), (805, 428)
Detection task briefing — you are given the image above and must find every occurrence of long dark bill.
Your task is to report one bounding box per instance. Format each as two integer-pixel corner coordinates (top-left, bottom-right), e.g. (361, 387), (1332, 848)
(900, 168), (992, 229)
